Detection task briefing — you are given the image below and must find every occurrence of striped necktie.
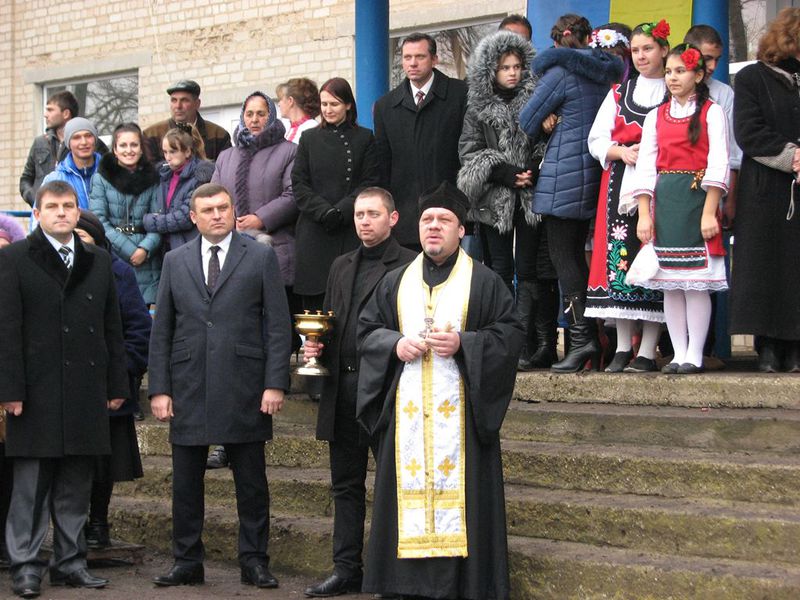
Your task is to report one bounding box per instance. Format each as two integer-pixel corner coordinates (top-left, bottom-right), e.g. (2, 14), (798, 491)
(59, 245), (73, 270)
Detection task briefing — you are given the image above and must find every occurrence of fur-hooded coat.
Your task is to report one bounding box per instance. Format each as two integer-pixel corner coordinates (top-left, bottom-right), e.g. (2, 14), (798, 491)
(457, 31), (539, 233)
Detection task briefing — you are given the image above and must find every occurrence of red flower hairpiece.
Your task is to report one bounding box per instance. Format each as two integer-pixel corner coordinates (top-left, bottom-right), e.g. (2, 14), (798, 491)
(642, 19), (671, 46)
(652, 19), (670, 40)
(680, 47), (702, 71)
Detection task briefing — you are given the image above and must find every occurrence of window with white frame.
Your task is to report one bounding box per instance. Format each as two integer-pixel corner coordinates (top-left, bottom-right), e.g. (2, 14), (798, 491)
(44, 73), (138, 138)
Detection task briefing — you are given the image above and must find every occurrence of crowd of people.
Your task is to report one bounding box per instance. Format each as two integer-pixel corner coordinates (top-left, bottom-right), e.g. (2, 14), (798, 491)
(1, 7), (800, 600)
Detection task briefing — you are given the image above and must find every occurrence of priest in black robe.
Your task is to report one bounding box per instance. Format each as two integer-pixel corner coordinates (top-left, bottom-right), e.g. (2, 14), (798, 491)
(356, 181), (524, 600)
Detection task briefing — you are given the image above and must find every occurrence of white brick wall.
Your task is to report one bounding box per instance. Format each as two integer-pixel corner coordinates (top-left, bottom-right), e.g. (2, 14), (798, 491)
(2, 1), (525, 210)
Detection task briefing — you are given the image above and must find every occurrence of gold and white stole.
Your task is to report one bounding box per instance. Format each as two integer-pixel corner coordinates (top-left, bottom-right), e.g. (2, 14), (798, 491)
(394, 249), (472, 558)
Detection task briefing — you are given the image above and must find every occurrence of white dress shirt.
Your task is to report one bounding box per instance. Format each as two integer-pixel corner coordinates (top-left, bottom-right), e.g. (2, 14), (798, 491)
(201, 232), (232, 282)
(410, 72), (435, 105)
(43, 231), (76, 260)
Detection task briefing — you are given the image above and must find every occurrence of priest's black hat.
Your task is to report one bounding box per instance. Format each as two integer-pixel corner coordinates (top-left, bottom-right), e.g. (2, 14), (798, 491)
(418, 181), (469, 224)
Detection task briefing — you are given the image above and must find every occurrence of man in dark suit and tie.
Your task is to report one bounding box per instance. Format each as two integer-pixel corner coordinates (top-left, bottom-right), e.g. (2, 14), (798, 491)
(303, 187), (416, 597)
(0, 180), (128, 598)
(148, 182), (291, 589)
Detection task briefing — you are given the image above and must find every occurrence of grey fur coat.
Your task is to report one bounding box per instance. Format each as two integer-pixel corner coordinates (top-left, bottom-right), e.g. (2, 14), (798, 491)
(457, 31), (540, 233)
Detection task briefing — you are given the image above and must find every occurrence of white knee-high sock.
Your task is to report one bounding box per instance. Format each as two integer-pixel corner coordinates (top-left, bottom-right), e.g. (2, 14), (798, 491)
(663, 290), (688, 365)
(639, 320), (661, 360)
(615, 319), (634, 352)
(685, 290), (712, 367)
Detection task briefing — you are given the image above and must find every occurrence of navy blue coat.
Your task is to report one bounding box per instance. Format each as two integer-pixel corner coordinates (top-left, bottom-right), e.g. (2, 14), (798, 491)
(111, 255), (151, 416)
(143, 157), (214, 251)
(520, 48), (622, 220)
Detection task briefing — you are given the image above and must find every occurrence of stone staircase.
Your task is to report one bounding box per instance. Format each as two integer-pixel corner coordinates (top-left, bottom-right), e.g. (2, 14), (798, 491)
(112, 370), (800, 599)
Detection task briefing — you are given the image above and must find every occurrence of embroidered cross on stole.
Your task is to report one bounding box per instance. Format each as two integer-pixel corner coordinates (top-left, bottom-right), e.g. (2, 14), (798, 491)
(394, 249), (472, 558)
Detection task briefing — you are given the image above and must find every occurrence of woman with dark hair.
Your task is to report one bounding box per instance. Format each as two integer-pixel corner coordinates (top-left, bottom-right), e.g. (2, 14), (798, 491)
(585, 20), (670, 372)
(520, 13), (623, 372)
(291, 77), (380, 311)
(730, 7), (800, 372)
(89, 122), (161, 304)
(277, 77), (320, 144)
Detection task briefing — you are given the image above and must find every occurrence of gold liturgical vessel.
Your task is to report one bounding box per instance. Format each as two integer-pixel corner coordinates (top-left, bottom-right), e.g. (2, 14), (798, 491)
(294, 310), (335, 376)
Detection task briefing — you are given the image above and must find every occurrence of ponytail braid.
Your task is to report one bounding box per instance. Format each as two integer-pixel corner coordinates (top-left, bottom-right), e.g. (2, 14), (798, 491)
(687, 79), (709, 145)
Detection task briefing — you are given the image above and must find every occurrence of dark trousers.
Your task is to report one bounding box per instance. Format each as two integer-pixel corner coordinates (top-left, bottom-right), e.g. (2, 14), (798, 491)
(330, 372), (377, 579)
(482, 206), (556, 293)
(545, 217), (591, 296)
(6, 456), (94, 577)
(171, 442), (269, 568)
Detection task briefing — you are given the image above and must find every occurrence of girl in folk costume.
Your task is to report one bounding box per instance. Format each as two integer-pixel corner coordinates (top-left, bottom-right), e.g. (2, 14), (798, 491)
(586, 20), (670, 373)
(634, 44), (730, 374)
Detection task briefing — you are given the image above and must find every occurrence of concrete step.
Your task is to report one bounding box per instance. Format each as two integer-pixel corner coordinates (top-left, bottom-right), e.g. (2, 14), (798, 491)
(122, 456), (800, 566)
(503, 439), (800, 505)
(505, 484), (800, 566)
(506, 400), (800, 453)
(509, 536), (800, 600)
(513, 370), (800, 409)
(109, 496), (333, 578)
(116, 456), (360, 517)
(107, 495), (800, 599)
(136, 420), (329, 467)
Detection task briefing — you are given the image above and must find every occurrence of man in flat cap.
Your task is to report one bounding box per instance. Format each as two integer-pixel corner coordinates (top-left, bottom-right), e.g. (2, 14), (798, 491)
(355, 181), (524, 600)
(143, 79), (232, 163)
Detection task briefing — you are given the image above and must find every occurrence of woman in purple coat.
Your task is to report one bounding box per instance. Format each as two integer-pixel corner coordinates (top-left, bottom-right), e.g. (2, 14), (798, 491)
(212, 91), (298, 288)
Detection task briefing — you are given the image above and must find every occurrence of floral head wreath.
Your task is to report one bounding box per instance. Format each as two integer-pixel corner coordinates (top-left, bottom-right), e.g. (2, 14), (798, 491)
(641, 19), (671, 46)
(680, 46), (704, 71)
(589, 29), (630, 49)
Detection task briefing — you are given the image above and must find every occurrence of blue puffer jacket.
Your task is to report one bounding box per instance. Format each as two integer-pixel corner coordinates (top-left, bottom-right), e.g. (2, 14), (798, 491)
(89, 153), (162, 304)
(143, 157), (214, 251)
(42, 152), (101, 209)
(520, 48), (622, 220)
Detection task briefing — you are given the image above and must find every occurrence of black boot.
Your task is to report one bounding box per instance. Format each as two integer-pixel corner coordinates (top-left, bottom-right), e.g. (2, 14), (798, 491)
(551, 293), (600, 373)
(757, 336), (782, 373)
(85, 519), (111, 550)
(515, 281), (537, 371)
(784, 340), (800, 373)
(523, 279), (559, 369)
(87, 462), (113, 549)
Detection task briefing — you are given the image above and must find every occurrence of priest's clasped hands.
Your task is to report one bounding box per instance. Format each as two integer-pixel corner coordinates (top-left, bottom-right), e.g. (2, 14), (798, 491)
(396, 327), (461, 362)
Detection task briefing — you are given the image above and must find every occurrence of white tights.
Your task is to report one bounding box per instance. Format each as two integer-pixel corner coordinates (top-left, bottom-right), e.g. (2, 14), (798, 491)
(614, 319), (661, 359)
(663, 289), (711, 367)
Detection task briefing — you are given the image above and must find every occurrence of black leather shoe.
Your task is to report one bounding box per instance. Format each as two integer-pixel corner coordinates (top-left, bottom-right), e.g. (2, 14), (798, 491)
(241, 564), (278, 588)
(623, 356), (658, 373)
(153, 563), (204, 586)
(206, 446), (228, 469)
(661, 362), (679, 374)
(50, 568), (108, 588)
(305, 573), (362, 597)
(12, 574), (40, 598)
(758, 338), (782, 373)
(677, 362), (704, 375)
(85, 519), (111, 549)
(604, 350), (633, 373)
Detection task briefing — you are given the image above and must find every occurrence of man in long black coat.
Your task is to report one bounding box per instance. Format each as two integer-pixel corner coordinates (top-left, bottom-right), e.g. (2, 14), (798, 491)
(373, 33), (468, 249)
(302, 188), (416, 597)
(0, 180), (128, 598)
(148, 183), (291, 589)
(356, 182), (523, 600)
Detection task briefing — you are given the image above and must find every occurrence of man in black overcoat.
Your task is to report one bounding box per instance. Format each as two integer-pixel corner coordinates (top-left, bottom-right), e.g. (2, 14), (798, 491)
(302, 187), (416, 597)
(148, 183), (291, 589)
(0, 180), (128, 598)
(373, 33), (468, 249)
